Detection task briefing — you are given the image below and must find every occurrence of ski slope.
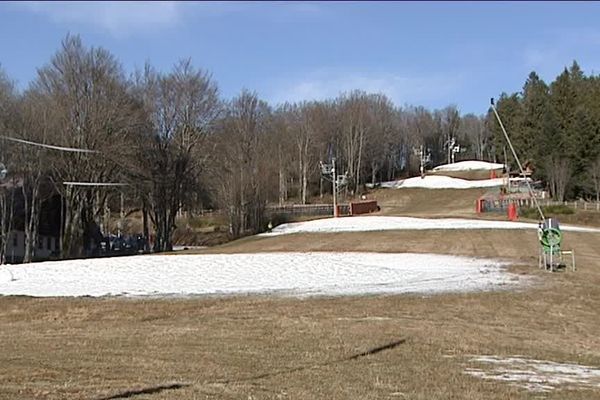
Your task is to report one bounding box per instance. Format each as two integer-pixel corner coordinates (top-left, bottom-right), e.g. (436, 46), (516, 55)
(378, 175), (505, 189)
(0, 252), (517, 298)
(263, 216), (600, 236)
(432, 161), (504, 172)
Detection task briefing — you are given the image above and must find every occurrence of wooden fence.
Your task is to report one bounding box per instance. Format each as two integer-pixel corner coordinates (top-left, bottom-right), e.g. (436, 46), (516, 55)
(517, 198), (600, 211)
(266, 204), (350, 217)
(350, 200), (379, 215)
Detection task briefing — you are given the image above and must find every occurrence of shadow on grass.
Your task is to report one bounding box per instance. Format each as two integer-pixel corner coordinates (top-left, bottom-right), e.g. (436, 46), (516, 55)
(93, 339), (407, 397)
(217, 338), (408, 384)
(94, 383), (190, 400)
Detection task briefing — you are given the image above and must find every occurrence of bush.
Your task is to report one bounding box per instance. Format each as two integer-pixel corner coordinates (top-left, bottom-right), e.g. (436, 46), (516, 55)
(543, 205), (575, 215)
(520, 204), (575, 219)
(268, 213), (291, 228)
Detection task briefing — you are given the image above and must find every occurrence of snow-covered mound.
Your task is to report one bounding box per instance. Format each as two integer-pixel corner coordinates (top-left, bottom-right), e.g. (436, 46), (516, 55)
(263, 216), (600, 236)
(465, 355), (600, 392)
(432, 160), (504, 172)
(380, 175), (505, 189)
(0, 253), (517, 298)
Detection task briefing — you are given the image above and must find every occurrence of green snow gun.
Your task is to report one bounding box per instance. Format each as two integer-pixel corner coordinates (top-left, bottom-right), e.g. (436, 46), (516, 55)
(538, 218), (562, 254)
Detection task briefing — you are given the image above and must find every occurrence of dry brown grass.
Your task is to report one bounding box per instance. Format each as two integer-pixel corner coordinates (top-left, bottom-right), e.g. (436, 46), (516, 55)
(370, 188), (488, 218)
(2, 262), (600, 400)
(2, 189), (600, 399)
(426, 169), (501, 180)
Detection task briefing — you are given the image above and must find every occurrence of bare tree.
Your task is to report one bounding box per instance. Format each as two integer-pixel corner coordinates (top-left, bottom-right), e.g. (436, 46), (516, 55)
(0, 67), (17, 263)
(362, 94), (396, 185)
(14, 91), (52, 262)
(132, 60), (220, 251)
(459, 114), (491, 161)
(212, 90), (270, 237)
(338, 91), (371, 194)
(32, 35), (141, 258)
(270, 109), (294, 205)
(442, 105), (461, 164)
(406, 106), (436, 175)
(546, 156), (571, 201)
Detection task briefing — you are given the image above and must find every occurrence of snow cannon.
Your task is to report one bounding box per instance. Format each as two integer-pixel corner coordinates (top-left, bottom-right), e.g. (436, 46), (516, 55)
(539, 218), (562, 254)
(538, 218), (571, 271)
(537, 218), (577, 272)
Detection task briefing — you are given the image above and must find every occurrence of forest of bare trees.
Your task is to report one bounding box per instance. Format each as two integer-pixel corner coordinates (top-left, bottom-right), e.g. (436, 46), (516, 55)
(1, 35), (595, 261)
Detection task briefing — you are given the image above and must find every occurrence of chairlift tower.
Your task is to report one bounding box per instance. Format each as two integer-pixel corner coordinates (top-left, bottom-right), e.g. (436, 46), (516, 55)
(451, 143), (461, 164)
(445, 137), (455, 164)
(320, 157), (347, 217)
(413, 145), (431, 179)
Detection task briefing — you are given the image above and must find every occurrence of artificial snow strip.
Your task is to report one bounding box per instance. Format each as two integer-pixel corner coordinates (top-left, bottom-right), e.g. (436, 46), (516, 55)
(0, 252), (517, 298)
(377, 175), (505, 189)
(432, 160), (505, 172)
(263, 216), (600, 237)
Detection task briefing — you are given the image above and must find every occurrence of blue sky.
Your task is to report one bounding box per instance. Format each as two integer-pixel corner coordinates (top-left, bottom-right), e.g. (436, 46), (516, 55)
(1, 1), (600, 115)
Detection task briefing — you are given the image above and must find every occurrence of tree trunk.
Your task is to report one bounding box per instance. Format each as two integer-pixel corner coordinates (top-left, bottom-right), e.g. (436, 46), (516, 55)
(319, 176), (323, 198)
(301, 161), (308, 205)
(23, 182), (41, 263)
(142, 199), (149, 251)
(278, 145), (286, 206)
(0, 188), (15, 264)
(356, 125), (365, 194)
(371, 161), (377, 185)
(239, 165), (245, 234)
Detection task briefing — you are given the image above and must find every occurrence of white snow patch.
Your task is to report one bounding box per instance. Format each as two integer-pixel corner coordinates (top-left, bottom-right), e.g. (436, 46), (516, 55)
(465, 355), (600, 392)
(0, 252), (518, 298)
(263, 216), (600, 237)
(378, 175), (505, 189)
(0, 268), (15, 283)
(432, 161), (505, 172)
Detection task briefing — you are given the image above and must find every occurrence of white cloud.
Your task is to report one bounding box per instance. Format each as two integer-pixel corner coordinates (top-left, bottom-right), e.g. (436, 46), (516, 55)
(17, 1), (182, 37)
(267, 69), (464, 108)
(14, 1), (323, 37)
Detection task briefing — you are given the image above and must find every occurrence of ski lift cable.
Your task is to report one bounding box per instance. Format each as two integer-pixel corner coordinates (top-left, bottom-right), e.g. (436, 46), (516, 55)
(0, 135), (99, 153)
(490, 99), (545, 221)
(0, 135), (141, 192)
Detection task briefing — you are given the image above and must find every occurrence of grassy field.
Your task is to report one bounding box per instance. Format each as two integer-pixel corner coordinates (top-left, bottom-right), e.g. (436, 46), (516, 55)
(2, 188), (600, 399)
(364, 188), (488, 218)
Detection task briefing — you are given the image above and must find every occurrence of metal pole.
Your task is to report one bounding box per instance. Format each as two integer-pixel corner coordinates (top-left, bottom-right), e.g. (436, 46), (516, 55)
(119, 192), (124, 237)
(490, 100), (545, 221)
(332, 157), (338, 217)
(420, 145), (425, 178)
